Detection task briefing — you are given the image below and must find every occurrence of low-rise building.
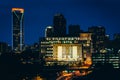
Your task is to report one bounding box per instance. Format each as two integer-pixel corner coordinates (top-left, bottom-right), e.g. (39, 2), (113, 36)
(40, 33), (93, 66)
(92, 51), (120, 68)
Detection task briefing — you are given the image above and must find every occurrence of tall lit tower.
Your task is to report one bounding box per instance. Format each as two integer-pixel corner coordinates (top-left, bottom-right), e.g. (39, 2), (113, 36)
(12, 8), (24, 52)
(53, 13), (66, 37)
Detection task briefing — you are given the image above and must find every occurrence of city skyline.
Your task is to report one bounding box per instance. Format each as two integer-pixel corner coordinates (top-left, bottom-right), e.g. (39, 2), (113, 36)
(0, 0), (120, 45)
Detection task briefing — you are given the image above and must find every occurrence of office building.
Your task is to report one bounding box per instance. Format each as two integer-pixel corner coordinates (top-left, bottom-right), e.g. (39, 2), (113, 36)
(40, 33), (92, 66)
(12, 8), (24, 52)
(0, 42), (10, 54)
(53, 13), (66, 37)
(92, 52), (120, 68)
(68, 25), (82, 36)
(114, 33), (120, 40)
(45, 26), (54, 37)
(88, 26), (106, 53)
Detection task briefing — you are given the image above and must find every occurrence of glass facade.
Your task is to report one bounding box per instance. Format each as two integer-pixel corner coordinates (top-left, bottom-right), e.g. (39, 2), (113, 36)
(12, 8), (24, 52)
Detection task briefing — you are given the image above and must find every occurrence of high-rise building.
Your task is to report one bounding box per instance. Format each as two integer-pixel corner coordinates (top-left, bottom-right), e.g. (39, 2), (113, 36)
(45, 26), (54, 37)
(68, 25), (83, 36)
(12, 8), (24, 52)
(53, 13), (66, 37)
(88, 26), (106, 53)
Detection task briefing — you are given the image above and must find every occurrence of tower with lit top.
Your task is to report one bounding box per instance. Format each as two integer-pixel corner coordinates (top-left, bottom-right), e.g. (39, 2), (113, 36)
(12, 8), (24, 52)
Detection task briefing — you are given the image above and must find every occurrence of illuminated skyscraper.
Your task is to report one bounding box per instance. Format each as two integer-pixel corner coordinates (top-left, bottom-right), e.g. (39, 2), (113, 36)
(53, 13), (66, 37)
(12, 8), (24, 52)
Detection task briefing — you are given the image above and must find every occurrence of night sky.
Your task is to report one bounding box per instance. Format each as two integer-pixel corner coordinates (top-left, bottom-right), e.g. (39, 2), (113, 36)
(0, 0), (120, 45)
